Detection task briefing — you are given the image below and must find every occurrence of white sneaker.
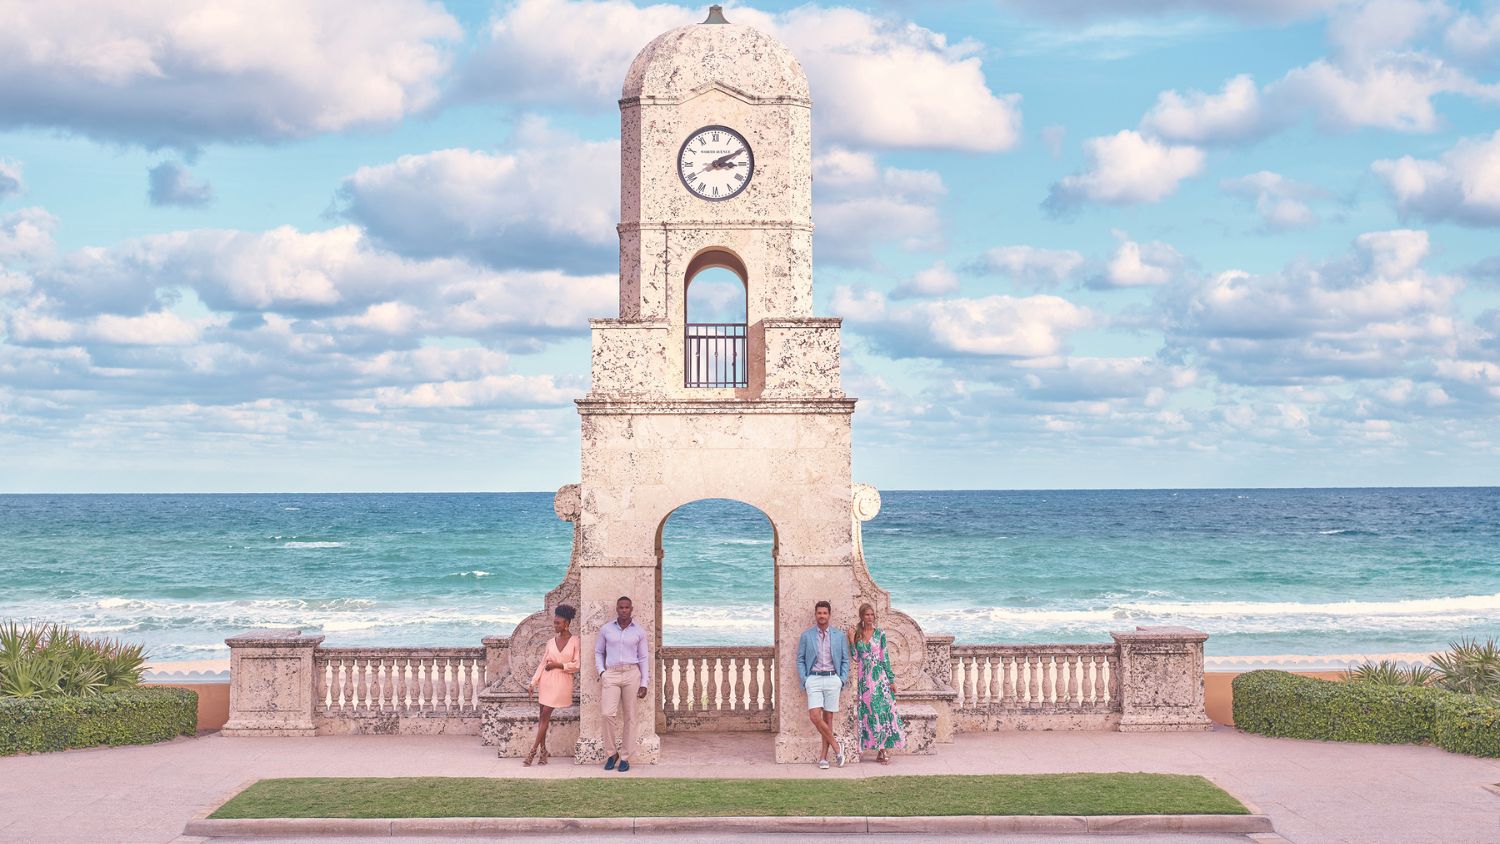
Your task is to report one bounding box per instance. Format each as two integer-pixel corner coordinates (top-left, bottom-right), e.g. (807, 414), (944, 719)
(836, 748), (846, 768)
(818, 758), (829, 770)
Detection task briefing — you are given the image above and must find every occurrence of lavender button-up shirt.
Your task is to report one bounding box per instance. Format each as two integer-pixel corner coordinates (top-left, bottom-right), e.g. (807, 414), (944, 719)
(594, 619), (649, 688)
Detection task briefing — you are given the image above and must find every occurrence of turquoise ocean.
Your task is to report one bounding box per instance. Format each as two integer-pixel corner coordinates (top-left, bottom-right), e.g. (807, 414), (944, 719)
(2, 488), (1498, 663)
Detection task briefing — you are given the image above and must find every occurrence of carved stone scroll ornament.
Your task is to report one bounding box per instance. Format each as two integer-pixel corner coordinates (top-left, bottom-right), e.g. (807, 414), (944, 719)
(849, 483), (891, 614)
(493, 484), (585, 696)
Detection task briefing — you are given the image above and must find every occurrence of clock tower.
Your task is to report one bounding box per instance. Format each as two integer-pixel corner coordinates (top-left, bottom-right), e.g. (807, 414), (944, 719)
(497, 6), (942, 766)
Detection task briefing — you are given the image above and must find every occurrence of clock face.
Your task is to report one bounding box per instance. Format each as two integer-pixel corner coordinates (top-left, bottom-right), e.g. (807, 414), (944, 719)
(678, 125), (754, 201)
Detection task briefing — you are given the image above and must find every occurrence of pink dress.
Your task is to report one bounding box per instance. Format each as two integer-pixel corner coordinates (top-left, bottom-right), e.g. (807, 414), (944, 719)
(530, 635), (580, 708)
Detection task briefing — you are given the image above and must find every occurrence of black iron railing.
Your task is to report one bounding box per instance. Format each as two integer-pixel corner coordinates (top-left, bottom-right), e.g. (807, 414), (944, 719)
(685, 323), (748, 388)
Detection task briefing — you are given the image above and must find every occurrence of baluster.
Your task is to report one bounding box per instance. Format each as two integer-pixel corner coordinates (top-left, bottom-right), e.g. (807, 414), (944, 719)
(1002, 655), (1016, 703)
(405, 656), (418, 710)
(1067, 655), (1080, 705)
(1050, 654), (1062, 705)
(354, 656), (369, 710)
(1046, 656), (1059, 706)
(411, 656), (423, 710)
(718, 657), (731, 710)
(675, 656), (688, 712)
(440, 657), (453, 712)
(313, 659), (326, 711)
(685, 658), (701, 712)
(985, 655), (999, 704)
(1022, 655), (1036, 706)
(965, 655), (979, 705)
(336, 657), (350, 711)
(730, 656), (744, 711)
(1098, 653), (1110, 707)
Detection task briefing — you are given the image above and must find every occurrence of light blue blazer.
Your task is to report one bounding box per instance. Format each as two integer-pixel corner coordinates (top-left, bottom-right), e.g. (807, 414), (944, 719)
(796, 626), (850, 685)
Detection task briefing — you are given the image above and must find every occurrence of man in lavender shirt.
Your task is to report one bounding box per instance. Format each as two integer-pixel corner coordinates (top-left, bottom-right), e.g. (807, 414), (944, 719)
(594, 595), (649, 772)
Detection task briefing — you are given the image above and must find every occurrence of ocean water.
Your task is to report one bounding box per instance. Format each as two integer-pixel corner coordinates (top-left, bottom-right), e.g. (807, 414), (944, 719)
(2, 489), (1498, 663)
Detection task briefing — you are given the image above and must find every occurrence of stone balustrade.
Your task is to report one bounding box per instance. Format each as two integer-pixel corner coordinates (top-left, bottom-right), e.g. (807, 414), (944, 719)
(950, 644), (1122, 731)
(658, 646), (775, 731)
(315, 647), (486, 718)
(224, 626), (1209, 744)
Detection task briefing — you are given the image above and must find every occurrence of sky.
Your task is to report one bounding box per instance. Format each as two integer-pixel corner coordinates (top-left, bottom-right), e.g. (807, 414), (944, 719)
(0, 0), (1498, 493)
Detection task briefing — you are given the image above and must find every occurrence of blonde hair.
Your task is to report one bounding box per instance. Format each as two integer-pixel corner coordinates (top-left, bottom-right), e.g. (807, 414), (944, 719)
(855, 603), (876, 642)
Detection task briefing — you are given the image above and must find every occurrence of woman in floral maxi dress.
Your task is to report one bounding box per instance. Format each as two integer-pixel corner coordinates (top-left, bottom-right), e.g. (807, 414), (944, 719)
(850, 602), (905, 764)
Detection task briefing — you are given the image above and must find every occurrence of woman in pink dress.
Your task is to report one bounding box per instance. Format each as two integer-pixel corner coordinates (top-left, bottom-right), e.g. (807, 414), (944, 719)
(524, 604), (579, 766)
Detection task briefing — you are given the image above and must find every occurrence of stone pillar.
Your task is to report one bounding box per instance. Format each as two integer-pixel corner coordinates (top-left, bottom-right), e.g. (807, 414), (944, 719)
(576, 560), (662, 765)
(773, 559), (861, 764)
(481, 635), (510, 690)
(221, 629), (324, 737)
(1111, 626), (1212, 732)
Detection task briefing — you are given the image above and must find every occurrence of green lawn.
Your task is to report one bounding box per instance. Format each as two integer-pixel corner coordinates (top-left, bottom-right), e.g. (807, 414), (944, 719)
(209, 774), (1247, 819)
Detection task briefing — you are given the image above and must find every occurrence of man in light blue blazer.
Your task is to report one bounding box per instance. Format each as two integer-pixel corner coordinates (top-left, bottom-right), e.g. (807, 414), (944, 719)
(796, 599), (850, 769)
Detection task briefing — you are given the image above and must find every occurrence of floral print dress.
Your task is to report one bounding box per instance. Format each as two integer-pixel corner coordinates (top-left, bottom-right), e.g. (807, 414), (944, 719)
(854, 629), (906, 752)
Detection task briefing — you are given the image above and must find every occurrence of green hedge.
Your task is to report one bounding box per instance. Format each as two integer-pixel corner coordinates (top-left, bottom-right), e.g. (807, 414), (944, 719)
(1434, 694), (1500, 758)
(1232, 670), (1446, 744)
(0, 686), (197, 756)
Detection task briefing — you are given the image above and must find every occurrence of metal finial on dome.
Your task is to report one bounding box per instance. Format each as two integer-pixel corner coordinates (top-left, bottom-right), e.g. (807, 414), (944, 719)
(702, 5), (729, 24)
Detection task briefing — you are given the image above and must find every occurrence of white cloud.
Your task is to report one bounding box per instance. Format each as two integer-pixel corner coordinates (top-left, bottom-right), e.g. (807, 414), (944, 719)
(969, 245), (1086, 289)
(832, 287), (1092, 358)
(1445, 8), (1500, 68)
(1045, 130), (1205, 212)
(1099, 234), (1182, 288)
(0, 160), (22, 201)
(1141, 74), (1270, 144)
(368, 374), (574, 410)
(0, 208), (59, 263)
(462, 0), (1022, 152)
(1372, 130), (1500, 226)
(88, 311), (206, 346)
(147, 162), (214, 207)
(1269, 54), (1499, 133)
(768, 6), (1021, 152)
(339, 121), (619, 272)
(993, 0), (1341, 22)
(1221, 171), (1326, 231)
(0, 0), (460, 148)
(1326, 0), (1448, 63)
(891, 262), (960, 299)
(812, 149), (945, 266)
(1165, 229), (1467, 384)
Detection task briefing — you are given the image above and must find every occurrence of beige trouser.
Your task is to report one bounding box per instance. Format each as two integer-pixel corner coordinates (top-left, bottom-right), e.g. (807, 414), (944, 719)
(600, 664), (641, 761)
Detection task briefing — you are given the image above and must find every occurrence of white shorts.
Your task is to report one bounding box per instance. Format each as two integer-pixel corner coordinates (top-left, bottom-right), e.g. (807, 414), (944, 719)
(805, 673), (842, 712)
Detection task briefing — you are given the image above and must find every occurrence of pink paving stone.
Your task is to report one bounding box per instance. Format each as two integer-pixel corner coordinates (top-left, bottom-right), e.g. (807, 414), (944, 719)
(1, 726), (1498, 843)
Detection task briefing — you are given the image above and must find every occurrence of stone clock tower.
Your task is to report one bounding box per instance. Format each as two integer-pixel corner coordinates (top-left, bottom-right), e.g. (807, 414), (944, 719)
(490, 6), (947, 766)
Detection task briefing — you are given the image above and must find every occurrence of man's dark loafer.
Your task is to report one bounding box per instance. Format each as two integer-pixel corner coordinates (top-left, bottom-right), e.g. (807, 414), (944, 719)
(604, 754), (618, 771)
(617, 760), (631, 773)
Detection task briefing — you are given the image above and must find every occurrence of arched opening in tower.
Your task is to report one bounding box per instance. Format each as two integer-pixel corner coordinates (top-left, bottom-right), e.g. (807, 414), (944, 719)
(654, 498), (777, 732)
(684, 255), (748, 388)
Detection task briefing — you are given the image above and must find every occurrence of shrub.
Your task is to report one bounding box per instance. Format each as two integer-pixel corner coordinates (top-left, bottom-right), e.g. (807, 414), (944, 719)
(1232, 670), (1446, 744)
(1431, 638), (1500, 698)
(0, 622), (147, 699)
(1342, 659), (1436, 687)
(1434, 694), (1500, 758)
(0, 686), (197, 756)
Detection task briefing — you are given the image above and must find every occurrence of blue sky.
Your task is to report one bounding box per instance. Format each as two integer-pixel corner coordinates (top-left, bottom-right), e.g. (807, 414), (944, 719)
(1, 0), (1498, 493)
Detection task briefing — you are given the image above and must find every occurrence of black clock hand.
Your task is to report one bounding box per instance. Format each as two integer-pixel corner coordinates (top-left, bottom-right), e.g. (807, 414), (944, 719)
(709, 148), (746, 169)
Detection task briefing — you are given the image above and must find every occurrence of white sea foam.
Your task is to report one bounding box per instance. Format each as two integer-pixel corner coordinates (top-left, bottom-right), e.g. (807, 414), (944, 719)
(719, 539), (772, 546)
(282, 507), (302, 511)
(282, 541), (345, 549)
(912, 591), (1500, 636)
(449, 570), (492, 577)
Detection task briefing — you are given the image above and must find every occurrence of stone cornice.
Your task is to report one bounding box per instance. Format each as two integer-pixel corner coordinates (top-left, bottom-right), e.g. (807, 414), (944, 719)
(577, 397), (855, 415)
(618, 221), (813, 233)
(762, 317), (841, 329)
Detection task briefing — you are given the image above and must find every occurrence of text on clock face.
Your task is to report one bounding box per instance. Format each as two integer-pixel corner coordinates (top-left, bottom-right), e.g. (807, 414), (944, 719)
(678, 126), (754, 201)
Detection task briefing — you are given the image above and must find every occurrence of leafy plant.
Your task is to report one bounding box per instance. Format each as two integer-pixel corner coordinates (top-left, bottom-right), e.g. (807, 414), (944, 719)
(1343, 659), (1436, 687)
(1430, 638), (1500, 698)
(0, 687), (197, 756)
(0, 622), (148, 700)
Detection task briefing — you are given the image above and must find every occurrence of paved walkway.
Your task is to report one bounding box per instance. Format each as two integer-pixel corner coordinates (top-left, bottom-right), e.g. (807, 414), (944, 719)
(1, 726), (1497, 843)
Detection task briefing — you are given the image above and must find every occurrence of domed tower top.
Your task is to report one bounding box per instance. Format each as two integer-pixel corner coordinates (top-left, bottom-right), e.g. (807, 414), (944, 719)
(621, 5), (810, 103)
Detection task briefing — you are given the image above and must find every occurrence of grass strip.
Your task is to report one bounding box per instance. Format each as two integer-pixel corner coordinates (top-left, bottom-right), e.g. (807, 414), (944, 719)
(209, 773), (1247, 819)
